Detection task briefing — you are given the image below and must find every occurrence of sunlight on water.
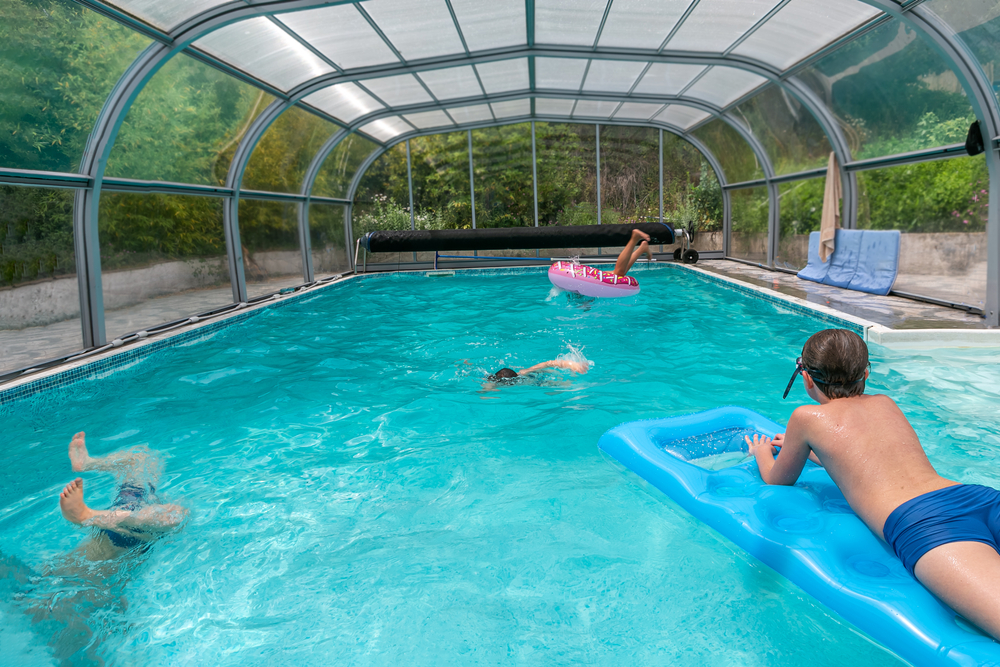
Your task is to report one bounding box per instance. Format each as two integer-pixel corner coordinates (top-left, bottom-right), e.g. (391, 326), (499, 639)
(1, 266), (995, 665)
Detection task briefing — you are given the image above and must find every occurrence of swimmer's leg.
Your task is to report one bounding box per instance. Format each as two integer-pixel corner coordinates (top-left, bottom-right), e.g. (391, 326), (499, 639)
(69, 432), (161, 486)
(614, 229), (651, 277)
(914, 541), (1000, 641)
(59, 479), (186, 536)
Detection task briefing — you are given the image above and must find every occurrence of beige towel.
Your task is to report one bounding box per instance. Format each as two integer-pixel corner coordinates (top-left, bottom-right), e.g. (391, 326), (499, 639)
(819, 152), (842, 263)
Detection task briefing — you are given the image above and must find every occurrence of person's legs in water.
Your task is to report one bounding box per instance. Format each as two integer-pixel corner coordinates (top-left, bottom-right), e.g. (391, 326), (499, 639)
(69, 431), (161, 487)
(913, 541), (1000, 639)
(59, 478), (186, 536)
(613, 229), (652, 277)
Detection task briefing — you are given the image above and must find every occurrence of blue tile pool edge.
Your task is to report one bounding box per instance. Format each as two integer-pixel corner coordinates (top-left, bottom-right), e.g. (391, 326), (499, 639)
(0, 263), (873, 409)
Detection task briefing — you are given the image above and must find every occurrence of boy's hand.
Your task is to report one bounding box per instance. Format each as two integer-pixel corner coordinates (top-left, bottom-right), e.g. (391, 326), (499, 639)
(745, 433), (776, 457)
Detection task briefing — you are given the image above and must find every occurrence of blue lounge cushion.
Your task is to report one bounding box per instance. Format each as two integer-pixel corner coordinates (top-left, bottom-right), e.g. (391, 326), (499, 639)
(797, 229), (899, 296)
(599, 407), (1000, 667)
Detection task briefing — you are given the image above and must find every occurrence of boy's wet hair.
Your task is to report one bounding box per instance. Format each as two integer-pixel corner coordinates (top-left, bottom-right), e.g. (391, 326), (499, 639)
(802, 329), (870, 399)
(488, 368), (519, 383)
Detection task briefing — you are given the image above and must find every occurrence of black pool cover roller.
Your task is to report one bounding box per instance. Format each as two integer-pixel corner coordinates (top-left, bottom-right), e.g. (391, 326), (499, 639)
(361, 222), (674, 253)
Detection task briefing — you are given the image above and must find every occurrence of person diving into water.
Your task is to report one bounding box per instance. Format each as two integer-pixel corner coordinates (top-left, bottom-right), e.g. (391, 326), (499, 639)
(59, 432), (187, 560)
(612, 228), (654, 278)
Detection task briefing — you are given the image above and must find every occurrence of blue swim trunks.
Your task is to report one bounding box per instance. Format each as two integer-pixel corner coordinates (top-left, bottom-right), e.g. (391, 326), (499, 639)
(883, 484), (1000, 576)
(101, 482), (155, 549)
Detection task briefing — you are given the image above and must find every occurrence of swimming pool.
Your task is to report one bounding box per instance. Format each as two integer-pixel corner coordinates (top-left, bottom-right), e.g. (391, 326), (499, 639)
(1, 265), (997, 665)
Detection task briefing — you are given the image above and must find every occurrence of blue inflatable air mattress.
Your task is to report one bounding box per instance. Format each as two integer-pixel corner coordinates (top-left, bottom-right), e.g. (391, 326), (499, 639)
(598, 407), (1000, 667)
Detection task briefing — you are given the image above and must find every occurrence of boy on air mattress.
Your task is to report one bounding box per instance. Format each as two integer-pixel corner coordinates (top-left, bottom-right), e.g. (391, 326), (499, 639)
(746, 329), (1000, 640)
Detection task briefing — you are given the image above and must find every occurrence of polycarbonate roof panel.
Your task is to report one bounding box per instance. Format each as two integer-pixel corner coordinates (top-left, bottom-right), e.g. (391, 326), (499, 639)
(598, 0), (691, 50)
(416, 66), (484, 100)
(447, 104), (494, 124)
(655, 105), (712, 130)
(572, 100), (620, 118)
(357, 74), (434, 107)
(360, 0), (465, 61)
(535, 98), (576, 115)
(404, 110), (455, 129)
(194, 18), (334, 92)
(666, 0), (784, 53)
(613, 102), (666, 120)
(684, 67), (768, 107)
(535, 0), (608, 46)
(103, 0), (231, 31)
(450, 0), (526, 51)
(490, 99), (531, 118)
(278, 5), (399, 70)
(582, 60), (648, 94)
(476, 59), (530, 94)
(535, 58), (588, 90)
(305, 83), (384, 123)
(632, 63), (706, 96)
(731, 0), (881, 70)
(359, 116), (412, 142)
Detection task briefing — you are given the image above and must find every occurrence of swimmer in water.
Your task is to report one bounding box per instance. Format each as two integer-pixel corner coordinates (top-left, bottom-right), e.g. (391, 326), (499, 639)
(613, 228), (654, 278)
(59, 432), (187, 561)
(484, 358), (590, 389)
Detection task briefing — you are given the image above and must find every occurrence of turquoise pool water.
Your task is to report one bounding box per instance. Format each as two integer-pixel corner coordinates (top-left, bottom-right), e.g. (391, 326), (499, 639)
(1, 265), (998, 666)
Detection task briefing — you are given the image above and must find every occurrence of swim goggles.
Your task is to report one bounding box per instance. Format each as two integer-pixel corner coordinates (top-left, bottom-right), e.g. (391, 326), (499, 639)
(782, 357), (807, 399)
(782, 357), (870, 399)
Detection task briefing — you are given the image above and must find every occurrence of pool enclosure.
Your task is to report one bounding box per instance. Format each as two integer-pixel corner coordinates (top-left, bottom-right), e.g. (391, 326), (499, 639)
(2, 0), (1000, 377)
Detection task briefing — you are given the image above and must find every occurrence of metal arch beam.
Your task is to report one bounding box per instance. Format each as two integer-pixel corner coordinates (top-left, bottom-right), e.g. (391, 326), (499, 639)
(342, 116), (734, 257)
(859, 0), (1000, 326)
(297, 128), (352, 282)
(72, 0), (358, 347)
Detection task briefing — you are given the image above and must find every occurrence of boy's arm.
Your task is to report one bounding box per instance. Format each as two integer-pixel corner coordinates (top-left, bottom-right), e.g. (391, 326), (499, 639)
(517, 360), (589, 374)
(748, 408), (813, 485)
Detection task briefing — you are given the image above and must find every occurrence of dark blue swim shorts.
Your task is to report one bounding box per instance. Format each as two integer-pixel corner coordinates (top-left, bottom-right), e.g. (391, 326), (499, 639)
(883, 484), (1000, 577)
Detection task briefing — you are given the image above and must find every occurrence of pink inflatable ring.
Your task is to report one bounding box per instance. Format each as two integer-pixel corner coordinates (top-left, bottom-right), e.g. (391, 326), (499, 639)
(548, 261), (640, 298)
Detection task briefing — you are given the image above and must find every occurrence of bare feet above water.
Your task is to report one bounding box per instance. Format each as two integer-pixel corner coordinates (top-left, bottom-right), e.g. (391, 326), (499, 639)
(69, 432), (92, 472)
(59, 478), (95, 525)
(631, 228), (651, 244)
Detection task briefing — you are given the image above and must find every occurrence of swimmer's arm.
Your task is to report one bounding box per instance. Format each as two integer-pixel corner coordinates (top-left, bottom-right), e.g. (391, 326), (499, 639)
(771, 433), (823, 467)
(517, 360), (589, 375)
(748, 410), (812, 485)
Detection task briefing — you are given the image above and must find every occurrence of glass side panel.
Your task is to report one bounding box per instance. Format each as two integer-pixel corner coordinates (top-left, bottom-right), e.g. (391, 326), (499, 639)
(729, 186), (769, 264)
(242, 106), (341, 194)
(101, 0), (230, 32)
(573, 100), (620, 118)
(663, 134), (724, 252)
(416, 66), (483, 101)
(732, 0), (880, 71)
(491, 99), (531, 118)
(667, 0), (783, 52)
(98, 193), (232, 339)
(633, 63), (706, 96)
(798, 18), (975, 159)
(404, 110), (455, 130)
(312, 133), (380, 199)
(582, 60), (648, 93)
(309, 203), (349, 278)
(654, 105), (712, 130)
(732, 85), (832, 175)
(358, 117), (412, 143)
(472, 125), (534, 228)
(352, 144), (410, 237)
(357, 74), (434, 107)
(0, 0), (150, 173)
(475, 59), (531, 94)
(536, 122), (598, 228)
(193, 17), (334, 93)
(409, 133), (471, 231)
(598, 0), (688, 50)
(361, 0), (465, 61)
(599, 125), (658, 225)
(684, 67), (768, 108)
(927, 0), (1000, 108)
(614, 102), (665, 120)
(447, 104), (494, 124)
(278, 5), (399, 70)
(535, 57), (588, 90)
(694, 119), (764, 184)
(856, 155), (988, 308)
(0, 186), (81, 372)
(535, 0), (608, 46)
(776, 177), (825, 271)
(536, 98), (576, 116)
(239, 200), (305, 298)
(450, 0), (526, 51)
(304, 83), (383, 124)
(107, 53), (275, 185)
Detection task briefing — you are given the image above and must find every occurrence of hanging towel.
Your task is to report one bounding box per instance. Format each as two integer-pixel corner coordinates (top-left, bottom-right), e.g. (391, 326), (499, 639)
(819, 152), (842, 263)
